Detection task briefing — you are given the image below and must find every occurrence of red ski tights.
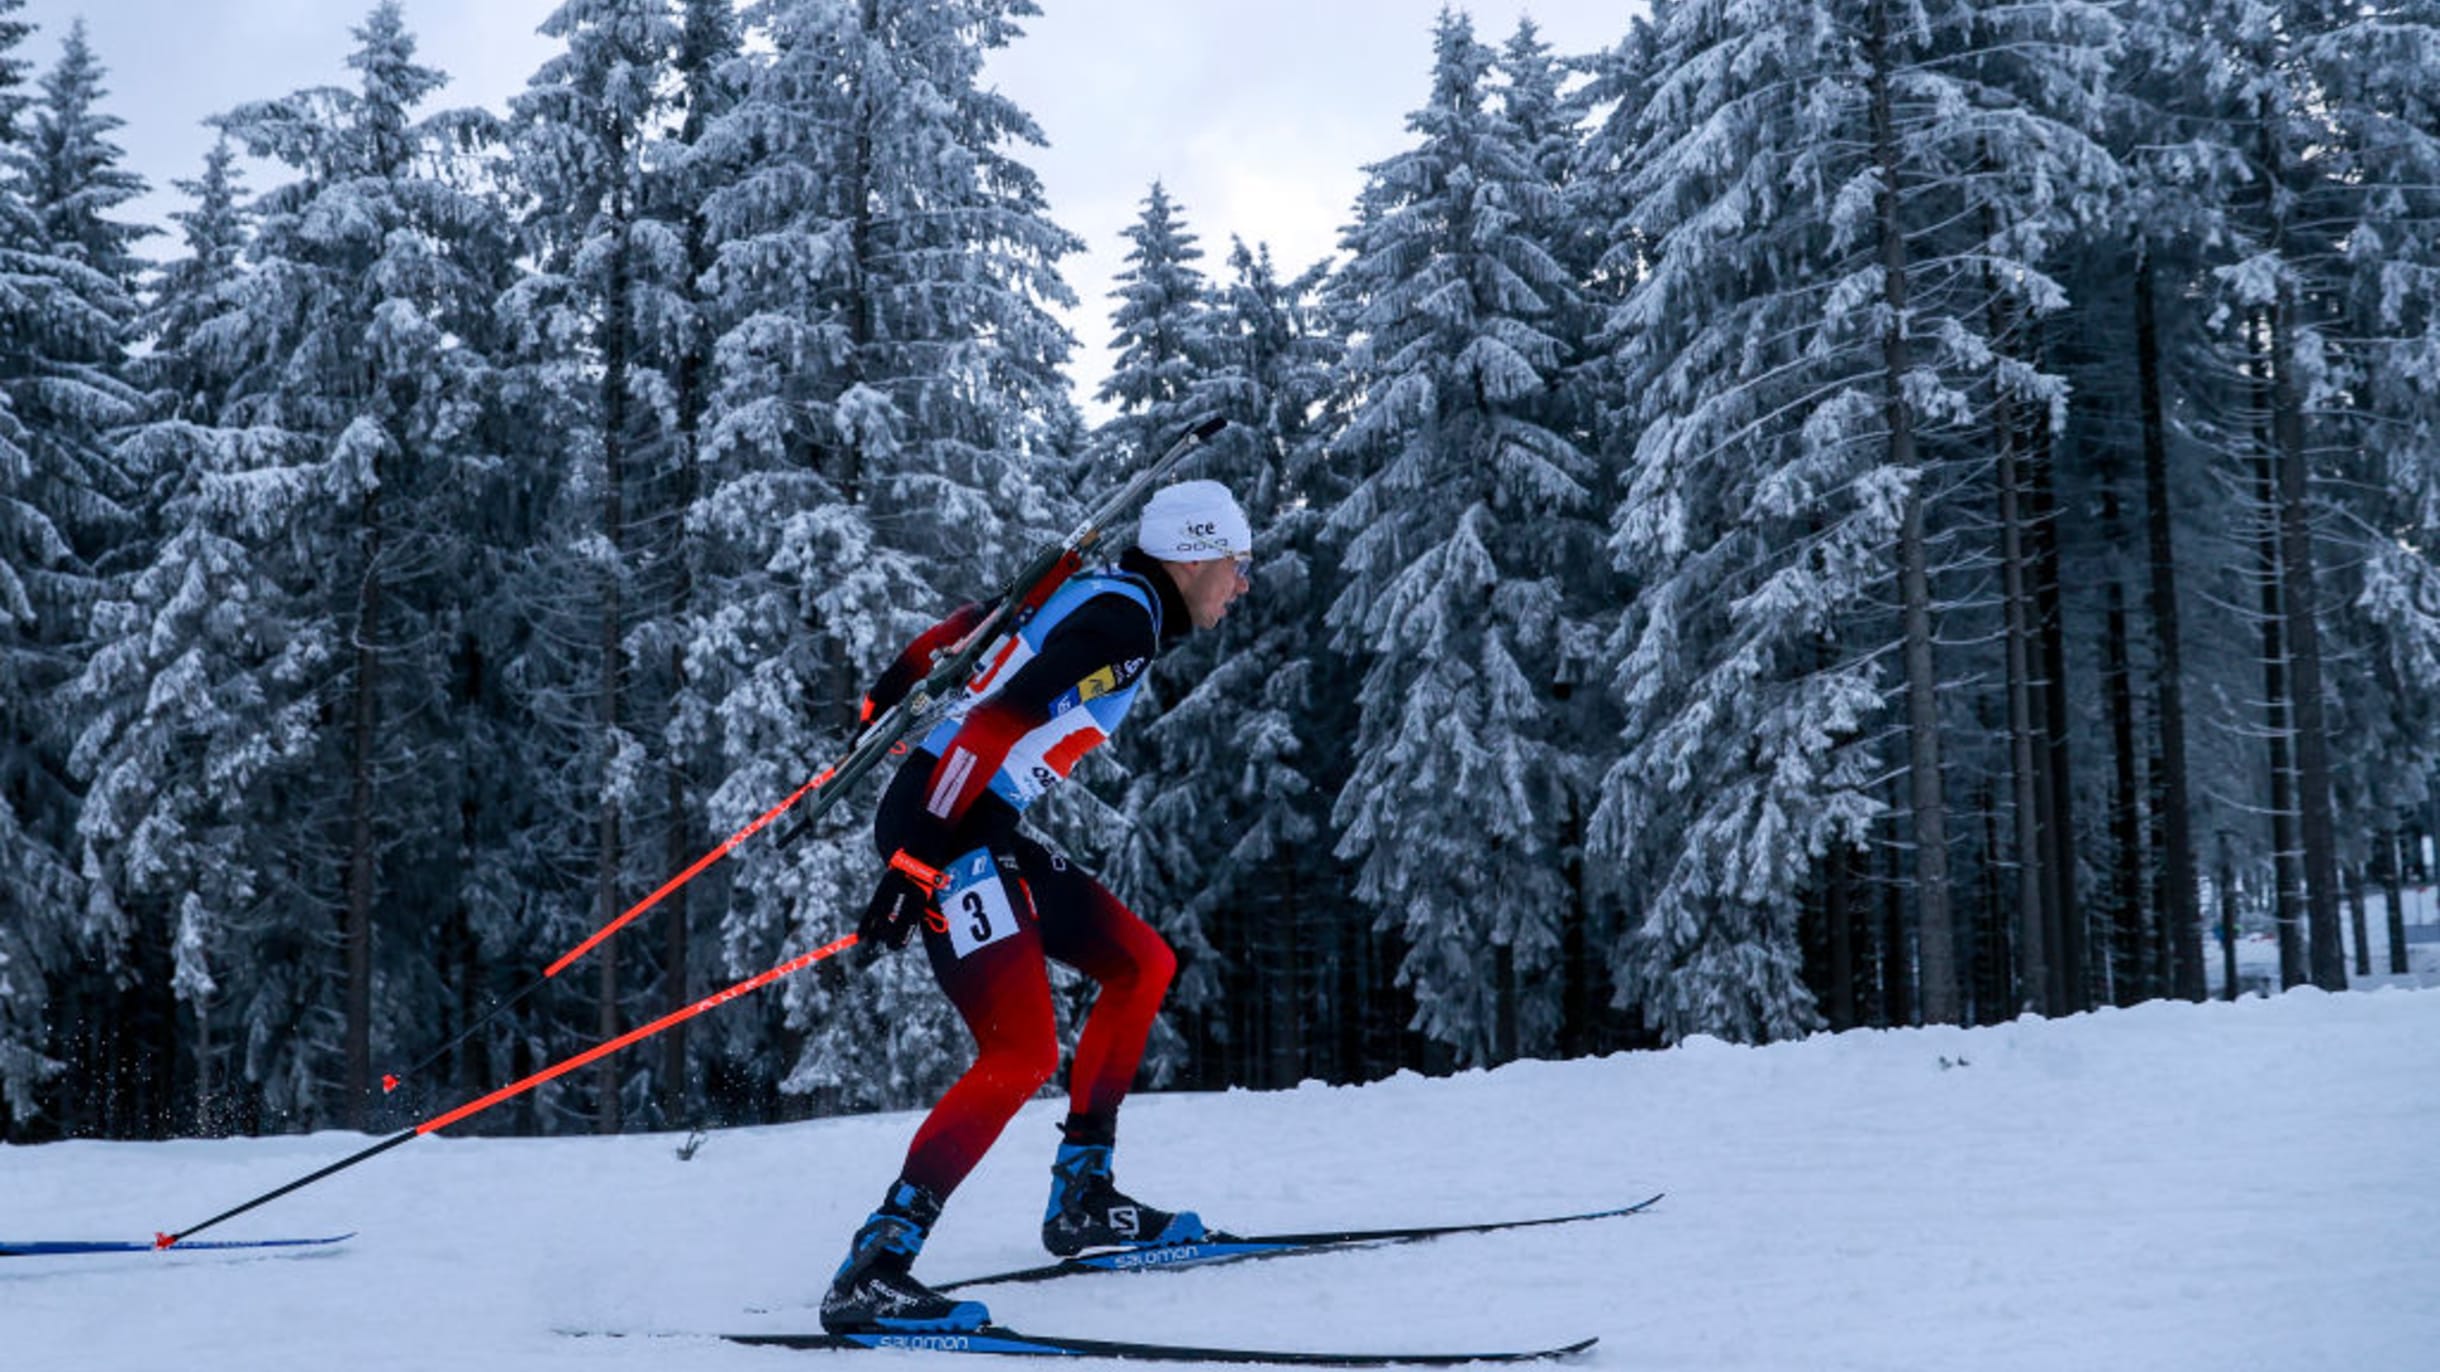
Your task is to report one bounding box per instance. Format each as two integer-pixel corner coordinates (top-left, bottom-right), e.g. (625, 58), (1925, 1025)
(898, 832), (1175, 1199)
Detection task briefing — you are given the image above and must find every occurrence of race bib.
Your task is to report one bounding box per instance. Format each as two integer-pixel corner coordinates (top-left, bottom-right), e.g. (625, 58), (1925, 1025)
(939, 847), (1021, 960)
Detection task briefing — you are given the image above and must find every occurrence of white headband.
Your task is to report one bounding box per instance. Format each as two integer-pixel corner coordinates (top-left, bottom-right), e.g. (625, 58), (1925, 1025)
(1136, 480), (1250, 562)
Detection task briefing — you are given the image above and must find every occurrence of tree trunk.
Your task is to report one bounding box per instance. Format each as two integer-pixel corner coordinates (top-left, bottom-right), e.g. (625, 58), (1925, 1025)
(2249, 103), (2344, 993)
(1561, 796), (1599, 1051)
(1826, 846), (1857, 1031)
(1973, 781), (2008, 1023)
(2100, 457), (2147, 1006)
(2218, 837), (2241, 1001)
(1881, 776), (1916, 1026)
(595, 194), (635, 1137)
(2347, 864), (2371, 979)
(2135, 254), (2203, 1001)
(2267, 285), (2347, 993)
(1995, 364), (2049, 1015)
(659, 677), (691, 1125)
(658, 56), (722, 1128)
(1869, 0), (1959, 1024)
(1272, 875), (1305, 1085)
(2249, 311), (2307, 990)
(838, 0), (884, 501)
(1493, 941), (1518, 1065)
(2029, 422), (2082, 1012)
(2383, 831), (2410, 976)
(192, 983), (215, 1134)
(344, 493), (384, 1132)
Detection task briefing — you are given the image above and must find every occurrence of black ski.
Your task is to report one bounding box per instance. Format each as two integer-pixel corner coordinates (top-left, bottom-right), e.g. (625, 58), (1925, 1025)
(934, 1194), (1661, 1292)
(723, 1327), (1597, 1365)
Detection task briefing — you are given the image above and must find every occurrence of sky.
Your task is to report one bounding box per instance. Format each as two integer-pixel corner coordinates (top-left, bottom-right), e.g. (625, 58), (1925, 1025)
(11, 0), (1633, 419)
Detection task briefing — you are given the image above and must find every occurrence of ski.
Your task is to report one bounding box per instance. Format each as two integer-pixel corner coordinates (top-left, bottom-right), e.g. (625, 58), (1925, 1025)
(722, 1327), (1597, 1365)
(0, 1232), (353, 1257)
(934, 1195), (1662, 1292)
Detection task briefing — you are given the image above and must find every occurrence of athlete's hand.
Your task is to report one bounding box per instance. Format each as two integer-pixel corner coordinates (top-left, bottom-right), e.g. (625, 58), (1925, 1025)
(858, 868), (934, 952)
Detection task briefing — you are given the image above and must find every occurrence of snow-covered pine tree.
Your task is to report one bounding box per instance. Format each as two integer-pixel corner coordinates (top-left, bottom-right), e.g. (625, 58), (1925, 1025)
(1095, 181), (1217, 465)
(499, 0), (712, 1134)
(2344, 11), (2440, 708)
(65, 137), (342, 1136)
(1491, 17), (1599, 438)
(2048, 0), (2280, 1006)
(1585, 0), (2119, 1040)
(690, 0), (1078, 1114)
(21, 20), (148, 291)
(208, 1), (516, 1129)
(2158, 0), (2440, 994)
(645, 0), (745, 1126)
(0, 0), (67, 1131)
(1322, 11), (1603, 1069)
(0, 8), (149, 1136)
(2225, 1), (2350, 992)
(2291, 0), (2440, 963)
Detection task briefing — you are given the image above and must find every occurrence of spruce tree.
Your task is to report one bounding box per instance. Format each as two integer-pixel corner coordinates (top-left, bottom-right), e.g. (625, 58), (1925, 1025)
(1096, 181), (1217, 467)
(0, 3), (148, 1134)
(1586, 0), (2118, 1039)
(2294, 1), (2440, 966)
(500, 0), (706, 1134)
(1324, 12), (1602, 1068)
(208, 1), (515, 1129)
(63, 136), (292, 1136)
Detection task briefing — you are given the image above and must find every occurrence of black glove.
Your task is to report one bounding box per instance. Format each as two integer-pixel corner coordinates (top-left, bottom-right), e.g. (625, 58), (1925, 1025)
(861, 601), (991, 723)
(858, 865), (937, 952)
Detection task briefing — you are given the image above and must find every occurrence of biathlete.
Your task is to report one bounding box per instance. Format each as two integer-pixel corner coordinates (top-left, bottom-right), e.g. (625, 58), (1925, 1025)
(820, 480), (1255, 1334)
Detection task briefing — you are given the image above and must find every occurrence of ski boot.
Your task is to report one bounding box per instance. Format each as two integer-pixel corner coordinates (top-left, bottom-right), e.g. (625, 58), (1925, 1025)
(820, 1180), (990, 1334)
(1041, 1133), (1207, 1257)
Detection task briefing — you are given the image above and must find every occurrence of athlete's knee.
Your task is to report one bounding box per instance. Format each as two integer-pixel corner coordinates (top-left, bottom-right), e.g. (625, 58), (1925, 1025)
(1138, 933), (1176, 999)
(1101, 931), (1174, 1010)
(1003, 1025), (1061, 1095)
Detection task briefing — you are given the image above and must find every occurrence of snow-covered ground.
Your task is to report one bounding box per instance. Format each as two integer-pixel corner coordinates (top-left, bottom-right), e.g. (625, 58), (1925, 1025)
(6, 987), (2437, 1372)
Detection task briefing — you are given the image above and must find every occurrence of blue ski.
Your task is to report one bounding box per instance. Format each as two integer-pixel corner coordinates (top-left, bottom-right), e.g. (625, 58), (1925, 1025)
(724, 1326), (1597, 1365)
(0, 1232), (353, 1257)
(935, 1195), (1662, 1292)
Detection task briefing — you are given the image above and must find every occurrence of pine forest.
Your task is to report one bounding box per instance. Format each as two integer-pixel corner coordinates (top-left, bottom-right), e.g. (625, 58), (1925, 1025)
(4, 0), (2438, 1144)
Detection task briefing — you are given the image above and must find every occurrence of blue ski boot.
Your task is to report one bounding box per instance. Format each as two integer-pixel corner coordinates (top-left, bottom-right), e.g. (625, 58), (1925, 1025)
(1041, 1137), (1206, 1257)
(820, 1181), (989, 1334)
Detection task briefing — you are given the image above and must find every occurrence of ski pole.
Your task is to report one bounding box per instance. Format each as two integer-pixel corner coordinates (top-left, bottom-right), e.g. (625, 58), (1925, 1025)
(158, 931), (861, 1249)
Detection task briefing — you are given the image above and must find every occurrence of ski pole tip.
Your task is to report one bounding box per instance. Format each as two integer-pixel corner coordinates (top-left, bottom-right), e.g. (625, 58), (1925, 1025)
(153, 1232), (177, 1251)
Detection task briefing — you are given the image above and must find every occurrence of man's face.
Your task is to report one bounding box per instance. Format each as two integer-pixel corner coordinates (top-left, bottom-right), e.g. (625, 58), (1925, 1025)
(1167, 553), (1252, 631)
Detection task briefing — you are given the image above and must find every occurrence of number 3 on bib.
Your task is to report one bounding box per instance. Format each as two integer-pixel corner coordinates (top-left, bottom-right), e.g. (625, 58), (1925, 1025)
(940, 847), (1021, 959)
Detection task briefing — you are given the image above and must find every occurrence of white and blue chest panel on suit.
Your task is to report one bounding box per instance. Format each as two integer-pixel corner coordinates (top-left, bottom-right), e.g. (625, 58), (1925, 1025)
(917, 568), (1160, 811)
